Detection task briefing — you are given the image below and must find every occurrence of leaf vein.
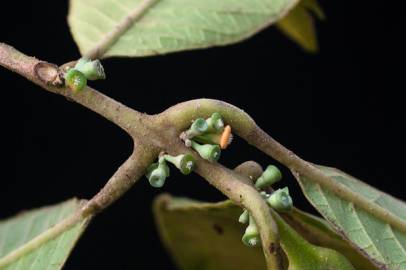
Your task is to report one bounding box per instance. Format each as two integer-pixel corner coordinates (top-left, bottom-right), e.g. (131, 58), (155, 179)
(351, 203), (386, 263)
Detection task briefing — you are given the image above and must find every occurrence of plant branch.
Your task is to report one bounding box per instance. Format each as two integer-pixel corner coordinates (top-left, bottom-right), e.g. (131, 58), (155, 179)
(0, 145), (156, 268)
(81, 143), (158, 215)
(82, 0), (159, 59)
(0, 43), (152, 138)
(5, 42), (403, 269)
(1, 43), (283, 269)
(160, 99), (406, 233)
(163, 142), (283, 269)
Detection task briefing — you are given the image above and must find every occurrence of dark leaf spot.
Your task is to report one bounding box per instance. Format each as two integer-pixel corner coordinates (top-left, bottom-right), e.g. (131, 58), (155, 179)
(213, 223), (224, 235)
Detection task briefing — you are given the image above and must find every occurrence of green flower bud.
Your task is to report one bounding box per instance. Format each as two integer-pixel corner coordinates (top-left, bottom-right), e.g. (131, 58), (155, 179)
(267, 187), (293, 212)
(206, 112), (224, 133)
(255, 165), (282, 190)
(242, 215), (260, 247)
(184, 139), (192, 147)
(191, 141), (221, 162)
(193, 133), (221, 145)
(238, 209), (249, 224)
(64, 69), (87, 92)
(260, 191), (270, 200)
(164, 154), (195, 175)
(74, 58), (106, 81)
(193, 128), (233, 150)
(185, 118), (209, 138)
(145, 161), (170, 188)
(73, 58), (90, 70)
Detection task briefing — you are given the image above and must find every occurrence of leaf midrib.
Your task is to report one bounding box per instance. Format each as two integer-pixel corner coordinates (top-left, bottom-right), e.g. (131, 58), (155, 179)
(310, 181), (406, 268)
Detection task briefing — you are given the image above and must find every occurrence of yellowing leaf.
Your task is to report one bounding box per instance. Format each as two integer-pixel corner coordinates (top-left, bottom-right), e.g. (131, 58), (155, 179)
(276, 0), (324, 52)
(154, 194), (359, 270)
(153, 195), (267, 270)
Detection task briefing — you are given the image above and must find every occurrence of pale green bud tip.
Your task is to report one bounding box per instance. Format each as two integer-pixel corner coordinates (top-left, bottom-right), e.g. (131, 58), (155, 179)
(74, 58), (91, 70)
(191, 118), (209, 133)
(145, 162), (169, 188)
(74, 58), (106, 81)
(268, 187), (293, 212)
(242, 216), (260, 247)
(255, 165), (282, 189)
(238, 209), (249, 224)
(181, 157), (195, 175)
(185, 139), (192, 147)
(191, 141), (221, 162)
(164, 154), (195, 175)
(242, 232), (260, 247)
(248, 237), (260, 247)
(206, 112), (224, 133)
(64, 69), (87, 92)
(260, 191), (270, 199)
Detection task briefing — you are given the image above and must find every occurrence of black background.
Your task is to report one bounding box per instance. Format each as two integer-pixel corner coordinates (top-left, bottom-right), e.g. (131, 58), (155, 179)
(1, 0), (405, 269)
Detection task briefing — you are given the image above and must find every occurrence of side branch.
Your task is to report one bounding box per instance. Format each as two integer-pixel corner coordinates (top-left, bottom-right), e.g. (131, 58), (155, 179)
(0, 144), (156, 267)
(160, 98), (406, 234)
(82, 142), (158, 215)
(0, 43), (150, 138)
(166, 142), (283, 270)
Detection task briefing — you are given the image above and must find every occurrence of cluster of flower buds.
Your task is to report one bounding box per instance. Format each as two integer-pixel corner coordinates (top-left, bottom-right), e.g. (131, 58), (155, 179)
(182, 112), (233, 162)
(240, 165), (293, 247)
(145, 154), (195, 188)
(64, 58), (106, 92)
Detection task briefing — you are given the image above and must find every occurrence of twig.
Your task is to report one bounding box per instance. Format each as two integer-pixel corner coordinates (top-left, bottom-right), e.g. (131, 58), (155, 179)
(160, 99), (406, 234)
(0, 145), (156, 268)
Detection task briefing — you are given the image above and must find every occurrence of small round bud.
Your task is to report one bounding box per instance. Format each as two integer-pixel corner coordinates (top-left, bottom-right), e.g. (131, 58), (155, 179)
(191, 141), (221, 162)
(194, 133), (221, 145)
(206, 112), (224, 133)
(255, 165), (282, 190)
(193, 125), (233, 150)
(260, 191), (270, 199)
(164, 154), (195, 175)
(74, 58), (106, 80)
(74, 58), (90, 70)
(184, 139), (192, 147)
(238, 209), (249, 224)
(242, 215), (260, 247)
(64, 69), (87, 92)
(145, 161), (170, 188)
(267, 187), (293, 212)
(185, 118), (209, 138)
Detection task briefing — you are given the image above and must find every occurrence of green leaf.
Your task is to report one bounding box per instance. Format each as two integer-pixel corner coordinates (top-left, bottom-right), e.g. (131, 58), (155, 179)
(294, 165), (406, 270)
(271, 207), (355, 270)
(153, 194), (267, 270)
(281, 209), (378, 270)
(0, 199), (90, 270)
(276, 0), (324, 52)
(153, 194), (356, 270)
(68, 0), (299, 58)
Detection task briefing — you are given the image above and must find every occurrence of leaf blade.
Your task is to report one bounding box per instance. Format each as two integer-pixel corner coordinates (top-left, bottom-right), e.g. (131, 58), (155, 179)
(281, 209), (378, 270)
(0, 199), (89, 270)
(276, 0), (324, 52)
(153, 194), (267, 270)
(68, 0), (299, 58)
(153, 194), (368, 270)
(295, 165), (406, 269)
